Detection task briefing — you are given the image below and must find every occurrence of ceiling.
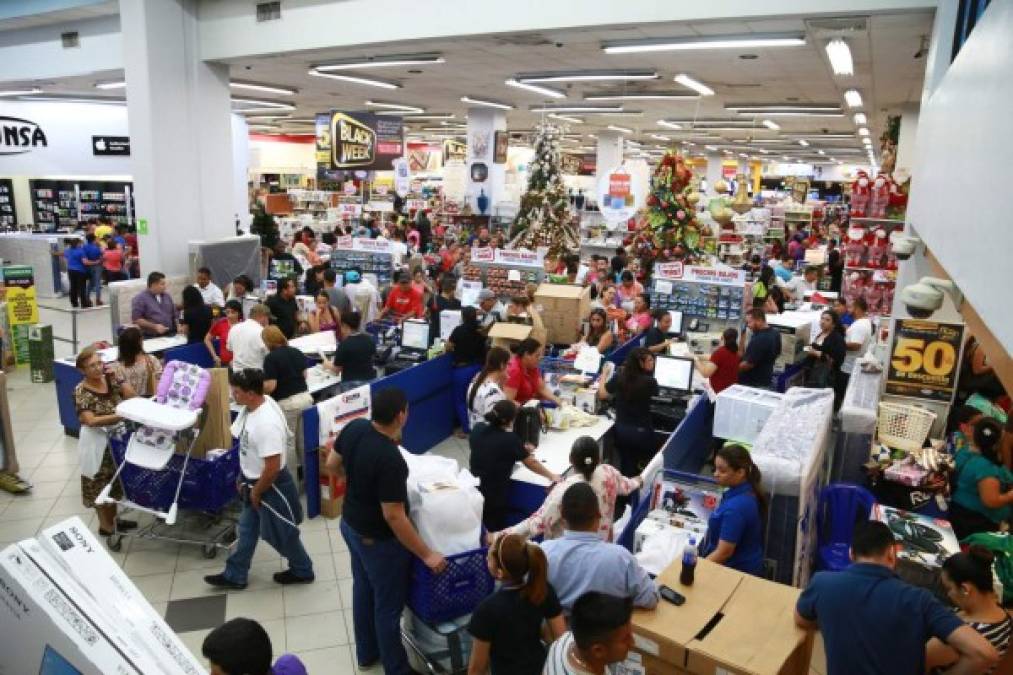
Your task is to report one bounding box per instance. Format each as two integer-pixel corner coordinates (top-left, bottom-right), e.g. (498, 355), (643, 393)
(0, 0), (116, 32)
(4, 10), (934, 166)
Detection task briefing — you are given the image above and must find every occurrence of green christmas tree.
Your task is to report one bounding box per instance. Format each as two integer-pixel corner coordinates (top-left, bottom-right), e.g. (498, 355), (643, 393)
(644, 150), (704, 260)
(510, 123), (578, 257)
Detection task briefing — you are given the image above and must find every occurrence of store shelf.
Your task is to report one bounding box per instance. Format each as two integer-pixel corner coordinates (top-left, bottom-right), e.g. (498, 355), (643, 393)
(850, 217), (905, 225)
(844, 266), (898, 273)
(0, 179), (15, 228)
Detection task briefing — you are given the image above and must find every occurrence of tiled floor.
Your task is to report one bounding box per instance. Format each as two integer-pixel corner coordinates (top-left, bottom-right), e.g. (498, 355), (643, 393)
(0, 365), (828, 674)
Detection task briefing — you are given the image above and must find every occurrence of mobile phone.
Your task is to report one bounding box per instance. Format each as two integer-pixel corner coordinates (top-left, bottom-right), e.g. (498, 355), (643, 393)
(659, 585), (685, 606)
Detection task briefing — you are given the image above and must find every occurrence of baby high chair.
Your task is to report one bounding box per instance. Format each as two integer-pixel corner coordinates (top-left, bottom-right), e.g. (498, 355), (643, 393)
(96, 360), (211, 525)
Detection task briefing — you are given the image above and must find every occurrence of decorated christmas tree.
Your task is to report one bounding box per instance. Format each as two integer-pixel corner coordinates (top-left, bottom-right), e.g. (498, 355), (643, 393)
(645, 151), (705, 261)
(510, 123), (579, 256)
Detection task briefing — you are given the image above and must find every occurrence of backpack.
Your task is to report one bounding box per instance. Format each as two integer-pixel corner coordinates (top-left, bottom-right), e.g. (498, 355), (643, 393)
(513, 406), (544, 447)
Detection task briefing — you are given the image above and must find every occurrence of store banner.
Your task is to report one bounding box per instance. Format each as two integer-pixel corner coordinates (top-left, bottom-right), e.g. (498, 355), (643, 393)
(561, 153), (596, 176)
(654, 263), (746, 287)
(2, 265), (38, 364)
(885, 320), (964, 402)
(316, 384), (371, 446)
(494, 248), (543, 268)
(315, 111), (403, 172)
(407, 142), (442, 172)
(598, 167), (638, 225)
(471, 247), (494, 263)
(392, 158), (410, 196)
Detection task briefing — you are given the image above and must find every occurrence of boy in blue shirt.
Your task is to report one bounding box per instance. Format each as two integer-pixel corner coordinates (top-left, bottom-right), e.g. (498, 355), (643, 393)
(82, 233), (104, 306)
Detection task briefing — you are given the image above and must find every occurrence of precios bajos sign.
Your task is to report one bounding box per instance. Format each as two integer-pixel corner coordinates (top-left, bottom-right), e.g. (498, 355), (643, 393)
(0, 117), (48, 154)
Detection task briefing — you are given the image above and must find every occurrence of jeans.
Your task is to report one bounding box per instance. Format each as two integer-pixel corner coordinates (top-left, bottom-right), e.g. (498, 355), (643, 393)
(68, 269), (89, 308)
(87, 265), (103, 303)
(452, 364), (481, 432)
(340, 519), (413, 673)
(613, 421), (658, 478)
(223, 468), (314, 584)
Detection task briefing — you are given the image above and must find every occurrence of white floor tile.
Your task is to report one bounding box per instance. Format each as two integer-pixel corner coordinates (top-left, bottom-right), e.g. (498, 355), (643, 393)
(131, 572), (175, 603)
(29, 463), (77, 483)
(3, 496), (56, 519)
(284, 610), (348, 652)
(0, 516), (45, 544)
(124, 547), (181, 576)
(176, 628), (212, 666)
(334, 551), (352, 580)
(260, 617), (288, 653)
(338, 577), (354, 609)
(300, 528), (333, 556)
(17, 480), (65, 499)
(225, 587), (285, 622)
(284, 579), (341, 617)
(295, 645), (355, 675)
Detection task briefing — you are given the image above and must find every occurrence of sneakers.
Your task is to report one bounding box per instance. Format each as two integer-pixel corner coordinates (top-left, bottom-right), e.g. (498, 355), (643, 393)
(203, 573), (247, 590)
(273, 570), (314, 585)
(0, 472), (31, 494)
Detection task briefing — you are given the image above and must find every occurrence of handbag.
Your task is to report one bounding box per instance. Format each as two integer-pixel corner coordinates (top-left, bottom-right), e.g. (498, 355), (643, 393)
(145, 356), (158, 397)
(513, 406), (544, 448)
(78, 426), (108, 479)
(805, 359), (833, 388)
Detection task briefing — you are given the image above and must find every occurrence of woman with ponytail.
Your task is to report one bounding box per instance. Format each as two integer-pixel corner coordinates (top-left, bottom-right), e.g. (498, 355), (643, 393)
(926, 546), (1011, 672)
(498, 436), (641, 542)
(470, 400), (560, 530)
(951, 417), (1013, 539)
(467, 534), (565, 674)
(467, 347), (511, 429)
(700, 444), (766, 575)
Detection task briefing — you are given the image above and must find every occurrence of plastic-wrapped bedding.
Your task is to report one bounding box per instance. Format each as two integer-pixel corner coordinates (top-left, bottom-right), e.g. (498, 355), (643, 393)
(839, 367), (883, 434)
(750, 388), (834, 497)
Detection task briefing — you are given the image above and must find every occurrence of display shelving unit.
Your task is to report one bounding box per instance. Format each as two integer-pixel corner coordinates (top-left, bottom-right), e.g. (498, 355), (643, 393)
(77, 181), (135, 227)
(0, 179), (15, 228)
(30, 180), (78, 230)
(842, 216), (905, 317)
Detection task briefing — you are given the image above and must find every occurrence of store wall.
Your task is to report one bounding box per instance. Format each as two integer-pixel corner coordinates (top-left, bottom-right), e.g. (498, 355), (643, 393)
(906, 1), (1013, 352)
(0, 14), (121, 82)
(248, 134), (316, 175)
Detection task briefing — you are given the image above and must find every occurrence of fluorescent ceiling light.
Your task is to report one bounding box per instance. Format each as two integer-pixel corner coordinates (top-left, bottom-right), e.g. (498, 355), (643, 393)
(313, 54), (444, 70)
(674, 74), (715, 96)
(232, 97), (294, 110)
(505, 79), (566, 98)
(529, 105), (623, 113)
(727, 104), (841, 112)
(19, 95), (124, 105)
(603, 33), (805, 54)
(798, 139), (810, 147)
(762, 119), (780, 130)
(548, 113), (583, 124)
(738, 153), (748, 158)
(650, 134), (670, 141)
(230, 81), (296, 96)
(657, 120), (683, 130)
(853, 112), (868, 124)
(0, 87), (42, 96)
(307, 69), (399, 89)
(245, 115), (291, 122)
(400, 113), (456, 119)
(781, 133), (855, 139)
(518, 70), (657, 83)
(748, 111), (845, 118)
(585, 92), (697, 101)
(461, 96), (513, 110)
(858, 127), (870, 136)
(608, 125), (632, 134)
(844, 89), (863, 108)
(862, 138), (873, 145)
(365, 100), (424, 113)
(281, 118), (318, 124)
(825, 39), (854, 76)
(94, 81), (125, 90)
(817, 149), (825, 155)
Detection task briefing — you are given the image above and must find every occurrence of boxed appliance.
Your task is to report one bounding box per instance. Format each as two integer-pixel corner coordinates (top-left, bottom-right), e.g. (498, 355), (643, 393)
(574, 387), (599, 415)
(28, 323), (54, 382)
(767, 311), (816, 366)
(872, 504), (959, 596)
(712, 385), (784, 444)
(534, 283), (590, 345)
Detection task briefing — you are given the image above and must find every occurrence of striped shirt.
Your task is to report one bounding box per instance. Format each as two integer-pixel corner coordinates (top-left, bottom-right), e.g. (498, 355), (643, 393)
(542, 632), (618, 675)
(972, 615), (1011, 675)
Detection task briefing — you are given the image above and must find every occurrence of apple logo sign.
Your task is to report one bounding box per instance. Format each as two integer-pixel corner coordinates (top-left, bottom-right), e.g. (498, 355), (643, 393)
(95, 138), (106, 151)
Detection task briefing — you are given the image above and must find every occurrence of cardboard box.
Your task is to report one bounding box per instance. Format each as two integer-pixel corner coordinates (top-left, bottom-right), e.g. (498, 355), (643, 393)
(489, 321), (532, 351)
(28, 323), (54, 383)
(535, 283), (590, 345)
(685, 573), (811, 675)
(632, 559), (743, 668)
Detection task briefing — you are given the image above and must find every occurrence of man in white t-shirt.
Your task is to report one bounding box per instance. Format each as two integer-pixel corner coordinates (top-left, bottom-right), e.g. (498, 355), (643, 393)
(783, 267), (819, 302)
(205, 369), (314, 589)
(543, 592), (635, 675)
(195, 267), (225, 307)
(343, 269), (381, 325)
(842, 297), (873, 375)
(227, 304), (271, 371)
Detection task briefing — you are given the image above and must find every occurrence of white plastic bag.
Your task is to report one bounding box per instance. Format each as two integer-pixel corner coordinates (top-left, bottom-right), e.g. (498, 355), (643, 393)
(635, 526), (689, 577)
(78, 426), (108, 479)
(412, 481), (483, 556)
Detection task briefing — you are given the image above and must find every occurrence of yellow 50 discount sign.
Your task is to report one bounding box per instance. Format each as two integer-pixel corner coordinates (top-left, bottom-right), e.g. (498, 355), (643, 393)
(885, 320), (964, 402)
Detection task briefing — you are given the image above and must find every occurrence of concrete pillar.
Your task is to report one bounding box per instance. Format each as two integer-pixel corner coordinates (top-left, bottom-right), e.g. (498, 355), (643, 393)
(894, 104), (920, 177)
(595, 131), (624, 185)
(704, 153), (723, 195)
(465, 107), (506, 216)
(120, 0), (235, 276)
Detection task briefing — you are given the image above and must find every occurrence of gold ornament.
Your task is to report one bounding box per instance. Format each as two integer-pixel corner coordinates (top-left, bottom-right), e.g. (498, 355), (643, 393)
(731, 173), (752, 215)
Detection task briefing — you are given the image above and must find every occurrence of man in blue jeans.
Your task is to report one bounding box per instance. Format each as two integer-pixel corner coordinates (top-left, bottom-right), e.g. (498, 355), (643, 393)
(82, 233), (104, 306)
(326, 388), (447, 673)
(205, 369), (314, 590)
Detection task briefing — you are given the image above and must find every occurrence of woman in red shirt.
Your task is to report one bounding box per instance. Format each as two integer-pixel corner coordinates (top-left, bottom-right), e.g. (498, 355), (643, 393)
(503, 338), (562, 406)
(101, 238), (126, 282)
(695, 327), (741, 394)
(204, 299), (242, 367)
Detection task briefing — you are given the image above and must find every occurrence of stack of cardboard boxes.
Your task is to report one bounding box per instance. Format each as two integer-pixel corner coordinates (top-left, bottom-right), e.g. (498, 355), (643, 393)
(625, 559), (812, 674)
(534, 283), (590, 346)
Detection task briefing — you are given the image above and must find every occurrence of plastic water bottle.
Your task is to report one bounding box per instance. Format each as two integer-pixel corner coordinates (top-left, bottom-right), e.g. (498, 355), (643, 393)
(680, 537), (698, 586)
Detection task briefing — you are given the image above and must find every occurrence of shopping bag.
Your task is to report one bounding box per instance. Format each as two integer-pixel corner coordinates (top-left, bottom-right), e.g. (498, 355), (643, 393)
(78, 426), (108, 479)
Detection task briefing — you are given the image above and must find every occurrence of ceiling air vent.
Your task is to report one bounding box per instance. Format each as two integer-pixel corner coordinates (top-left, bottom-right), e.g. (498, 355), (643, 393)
(256, 2), (281, 22)
(61, 31), (80, 48)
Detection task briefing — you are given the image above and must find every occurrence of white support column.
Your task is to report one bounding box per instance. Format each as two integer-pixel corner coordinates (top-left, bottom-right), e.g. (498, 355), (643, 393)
(465, 107), (506, 216)
(595, 131), (624, 187)
(893, 104), (920, 177)
(120, 0), (235, 277)
(704, 153), (723, 194)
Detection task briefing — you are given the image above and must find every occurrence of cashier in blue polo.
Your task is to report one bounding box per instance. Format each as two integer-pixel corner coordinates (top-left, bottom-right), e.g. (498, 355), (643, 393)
(699, 445), (765, 576)
(795, 520), (998, 675)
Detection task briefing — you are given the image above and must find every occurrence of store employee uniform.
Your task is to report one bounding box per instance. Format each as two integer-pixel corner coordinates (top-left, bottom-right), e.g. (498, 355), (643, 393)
(221, 398), (314, 586)
(699, 483), (764, 575)
(796, 563), (964, 675)
(337, 418), (414, 674)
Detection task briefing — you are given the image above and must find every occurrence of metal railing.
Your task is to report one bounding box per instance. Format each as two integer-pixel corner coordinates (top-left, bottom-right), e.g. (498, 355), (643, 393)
(36, 302), (110, 355)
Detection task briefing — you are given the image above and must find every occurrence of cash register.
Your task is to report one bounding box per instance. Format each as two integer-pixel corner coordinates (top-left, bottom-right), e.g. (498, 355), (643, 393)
(384, 319), (431, 374)
(650, 355), (695, 431)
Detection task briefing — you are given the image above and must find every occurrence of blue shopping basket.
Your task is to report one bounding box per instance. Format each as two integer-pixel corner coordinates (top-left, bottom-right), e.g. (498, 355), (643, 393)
(408, 547), (494, 624)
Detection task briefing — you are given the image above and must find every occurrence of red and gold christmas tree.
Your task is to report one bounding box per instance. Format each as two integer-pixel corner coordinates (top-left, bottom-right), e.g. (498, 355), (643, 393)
(645, 151), (704, 261)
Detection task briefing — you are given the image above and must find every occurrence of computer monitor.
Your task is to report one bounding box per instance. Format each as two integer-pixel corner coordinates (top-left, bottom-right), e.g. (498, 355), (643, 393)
(401, 319), (431, 352)
(666, 310), (684, 335)
(654, 355), (694, 393)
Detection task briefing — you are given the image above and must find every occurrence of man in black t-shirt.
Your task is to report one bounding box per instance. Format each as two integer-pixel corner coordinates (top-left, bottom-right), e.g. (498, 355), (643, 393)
(325, 389), (446, 674)
(324, 310), (377, 386)
(738, 308), (781, 390)
(266, 278), (301, 339)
